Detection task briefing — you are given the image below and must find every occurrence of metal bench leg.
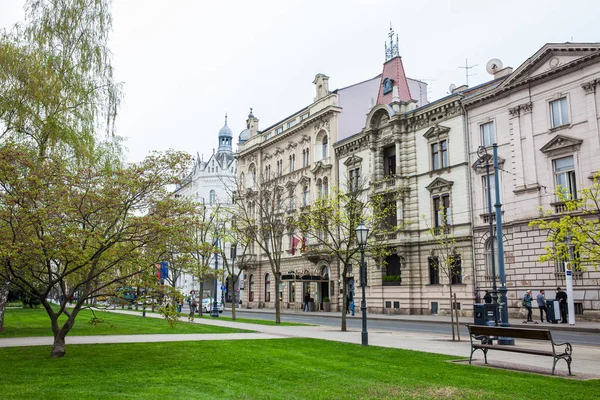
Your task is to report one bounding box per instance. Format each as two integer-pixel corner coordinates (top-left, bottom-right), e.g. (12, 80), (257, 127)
(469, 347), (475, 364)
(483, 348), (488, 364)
(552, 358), (557, 375)
(567, 357), (572, 376)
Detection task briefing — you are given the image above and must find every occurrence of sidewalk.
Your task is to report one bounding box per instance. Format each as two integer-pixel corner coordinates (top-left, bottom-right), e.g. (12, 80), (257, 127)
(222, 306), (600, 333)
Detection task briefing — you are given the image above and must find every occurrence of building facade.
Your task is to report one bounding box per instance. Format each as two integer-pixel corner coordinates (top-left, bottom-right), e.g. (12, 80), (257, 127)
(465, 43), (600, 319)
(174, 118), (237, 302)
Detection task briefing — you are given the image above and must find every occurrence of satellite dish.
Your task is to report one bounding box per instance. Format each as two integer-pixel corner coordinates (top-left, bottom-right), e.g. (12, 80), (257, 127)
(448, 83), (456, 93)
(486, 58), (503, 75)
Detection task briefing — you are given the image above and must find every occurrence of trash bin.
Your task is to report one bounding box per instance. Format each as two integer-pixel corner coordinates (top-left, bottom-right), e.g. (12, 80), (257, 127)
(546, 300), (560, 324)
(473, 303), (497, 326)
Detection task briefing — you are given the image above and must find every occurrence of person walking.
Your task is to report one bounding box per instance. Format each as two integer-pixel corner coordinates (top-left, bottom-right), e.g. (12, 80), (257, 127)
(483, 291), (492, 304)
(537, 290), (549, 323)
(303, 292), (310, 312)
(556, 287), (568, 323)
(523, 290), (535, 323)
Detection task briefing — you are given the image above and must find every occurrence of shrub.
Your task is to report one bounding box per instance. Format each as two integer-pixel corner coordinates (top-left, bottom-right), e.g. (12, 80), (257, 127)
(323, 297), (330, 302)
(382, 275), (401, 282)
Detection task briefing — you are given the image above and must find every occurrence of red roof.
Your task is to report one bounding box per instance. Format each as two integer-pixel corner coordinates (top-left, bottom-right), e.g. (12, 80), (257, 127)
(376, 56), (413, 105)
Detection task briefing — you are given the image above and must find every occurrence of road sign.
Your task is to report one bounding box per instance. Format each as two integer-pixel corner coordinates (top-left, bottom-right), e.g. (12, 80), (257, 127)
(220, 285), (226, 291)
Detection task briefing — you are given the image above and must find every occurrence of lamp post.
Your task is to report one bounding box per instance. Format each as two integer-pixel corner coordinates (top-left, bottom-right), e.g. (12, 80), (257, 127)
(564, 234), (576, 325)
(355, 223), (369, 346)
(477, 146), (498, 326)
(211, 224), (223, 318)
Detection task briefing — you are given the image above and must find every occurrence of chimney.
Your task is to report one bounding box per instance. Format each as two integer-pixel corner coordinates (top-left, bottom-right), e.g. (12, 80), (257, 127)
(313, 73), (330, 101)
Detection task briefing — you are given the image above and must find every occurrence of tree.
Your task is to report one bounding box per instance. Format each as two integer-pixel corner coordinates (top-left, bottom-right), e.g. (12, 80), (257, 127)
(0, 145), (192, 357)
(0, 0), (121, 331)
(227, 171), (293, 324)
(295, 175), (401, 331)
(530, 172), (600, 270)
(422, 211), (462, 341)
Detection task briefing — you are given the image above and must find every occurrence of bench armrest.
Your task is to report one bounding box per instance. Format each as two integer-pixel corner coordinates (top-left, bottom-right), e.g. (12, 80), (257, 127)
(553, 341), (572, 355)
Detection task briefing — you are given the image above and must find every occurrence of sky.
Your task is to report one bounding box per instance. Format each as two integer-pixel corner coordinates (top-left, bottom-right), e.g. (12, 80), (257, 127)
(1, 0), (598, 163)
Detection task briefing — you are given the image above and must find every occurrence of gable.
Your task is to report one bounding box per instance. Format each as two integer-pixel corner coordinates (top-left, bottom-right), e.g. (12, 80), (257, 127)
(540, 134), (583, 156)
(499, 44), (600, 90)
(423, 124), (450, 139)
(343, 154), (363, 167)
(426, 177), (454, 193)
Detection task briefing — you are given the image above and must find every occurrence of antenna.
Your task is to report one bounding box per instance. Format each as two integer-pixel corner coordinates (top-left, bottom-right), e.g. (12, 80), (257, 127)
(486, 59), (503, 75)
(458, 58), (478, 86)
(448, 83), (456, 93)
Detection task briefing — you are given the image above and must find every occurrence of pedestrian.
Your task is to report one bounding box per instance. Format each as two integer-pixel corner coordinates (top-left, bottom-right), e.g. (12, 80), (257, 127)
(350, 299), (355, 316)
(537, 290), (549, 323)
(346, 295), (351, 315)
(483, 291), (492, 304)
(189, 299), (197, 321)
(303, 292), (310, 312)
(556, 287), (568, 323)
(523, 290), (535, 323)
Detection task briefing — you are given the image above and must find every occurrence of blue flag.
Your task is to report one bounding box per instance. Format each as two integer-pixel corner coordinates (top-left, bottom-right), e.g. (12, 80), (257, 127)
(160, 261), (169, 279)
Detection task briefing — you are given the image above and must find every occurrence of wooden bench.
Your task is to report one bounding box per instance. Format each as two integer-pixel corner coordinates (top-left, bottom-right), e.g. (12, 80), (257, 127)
(467, 325), (572, 375)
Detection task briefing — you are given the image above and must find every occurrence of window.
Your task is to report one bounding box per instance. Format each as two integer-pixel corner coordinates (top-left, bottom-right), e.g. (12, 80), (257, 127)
(275, 126), (284, 135)
(349, 168), (360, 191)
(385, 254), (401, 283)
(433, 194), (450, 228)
(289, 154), (295, 172)
(428, 256), (440, 285)
(384, 200), (397, 228)
(240, 173), (245, 189)
(249, 274), (254, 302)
(303, 186), (309, 206)
(287, 120), (297, 129)
(384, 146), (396, 176)
(322, 135), (328, 158)
(265, 165), (271, 180)
(556, 244), (580, 273)
(481, 121), (495, 147)
(302, 148), (310, 167)
(485, 239), (499, 279)
(209, 190), (216, 204)
(300, 113), (309, 121)
(317, 179), (322, 197)
(265, 233), (270, 252)
(323, 177), (329, 197)
(265, 274), (270, 302)
(288, 282), (295, 302)
(431, 139), (448, 170)
(288, 189), (295, 210)
(482, 174), (499, 211)
(288, 228), (295, 251)
(554, 156), (577, 199)
(277, 160), (282, 177)
(550, 98), (569, 128)
(451, 255), (462, 284)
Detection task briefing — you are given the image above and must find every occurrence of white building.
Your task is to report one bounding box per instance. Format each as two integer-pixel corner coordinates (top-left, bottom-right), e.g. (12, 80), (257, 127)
(173, 117), (238, 303)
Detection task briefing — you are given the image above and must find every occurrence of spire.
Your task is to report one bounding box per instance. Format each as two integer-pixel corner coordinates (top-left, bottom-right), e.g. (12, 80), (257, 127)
(218, 112), (233, 153)
(385, 23), (399, 61)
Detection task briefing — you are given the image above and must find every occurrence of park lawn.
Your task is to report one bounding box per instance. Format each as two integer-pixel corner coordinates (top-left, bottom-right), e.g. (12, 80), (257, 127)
(0, 307), (251, 337)
(0, 339), (597, 400)
(200, 314), (311, 326)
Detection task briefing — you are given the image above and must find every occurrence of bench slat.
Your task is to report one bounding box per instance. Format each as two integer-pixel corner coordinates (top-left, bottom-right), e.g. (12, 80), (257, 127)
(472, 344), (555, 356)
(468, 325), (552, 341)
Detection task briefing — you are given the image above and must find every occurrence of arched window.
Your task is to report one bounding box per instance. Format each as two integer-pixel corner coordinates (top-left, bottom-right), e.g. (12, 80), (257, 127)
(240, 173), (245, 189)
(323, 177), (329, 197)
(249, 274), (254, 302)
(317, 179), (322, 197)
(485, 239), (499, 279)
(209, 190), (216, 204)
(265, 273), (271, 302)
(322, 135), (328, 158)
(303, 185), (309, 206)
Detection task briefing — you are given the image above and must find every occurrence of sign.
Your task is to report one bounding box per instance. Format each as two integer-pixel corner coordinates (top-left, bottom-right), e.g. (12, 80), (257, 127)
(220, 285), (226, 291)
(240, 280), (245, 289)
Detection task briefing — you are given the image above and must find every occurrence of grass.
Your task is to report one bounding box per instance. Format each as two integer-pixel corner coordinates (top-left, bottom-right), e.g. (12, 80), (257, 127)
(0, 339), (598, 399)
(0, 307), (251, 337)
(199, 314), (310, 326)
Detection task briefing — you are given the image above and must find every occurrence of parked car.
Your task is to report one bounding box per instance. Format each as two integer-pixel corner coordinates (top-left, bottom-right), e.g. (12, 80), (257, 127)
(201, 298), (223, 313)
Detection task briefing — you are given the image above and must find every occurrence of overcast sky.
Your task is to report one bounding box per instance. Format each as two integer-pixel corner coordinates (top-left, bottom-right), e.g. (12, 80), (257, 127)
(1, 0), (598, 162)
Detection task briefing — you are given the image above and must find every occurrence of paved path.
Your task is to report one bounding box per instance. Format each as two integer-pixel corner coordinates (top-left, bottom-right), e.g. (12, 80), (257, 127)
(2, 308), (599, 379)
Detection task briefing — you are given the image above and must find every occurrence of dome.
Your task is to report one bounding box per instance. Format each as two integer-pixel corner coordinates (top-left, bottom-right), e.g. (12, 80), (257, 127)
(238, 128), (250, 143)
(219, 121), (233, 137)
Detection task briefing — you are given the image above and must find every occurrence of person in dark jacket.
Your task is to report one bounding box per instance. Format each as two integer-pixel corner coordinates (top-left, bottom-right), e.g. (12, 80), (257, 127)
(556, 287), (568, 323)
(523, 290), (534, 323)
(483, 291), (492, 304)
(536, 290), (549, 322)
(303, 292), (310, 312)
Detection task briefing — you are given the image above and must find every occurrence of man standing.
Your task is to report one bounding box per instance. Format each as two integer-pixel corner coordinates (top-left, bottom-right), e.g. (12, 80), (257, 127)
(537, 290), (549, 323)
(523, 290), (534, 323)
(303, 292), (310, 312)
(556, 287), (568, 323)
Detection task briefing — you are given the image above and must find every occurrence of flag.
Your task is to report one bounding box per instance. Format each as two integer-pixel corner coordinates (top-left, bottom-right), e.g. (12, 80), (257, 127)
(160, 261), (169, 280)
(291, 236), (300, 255)
(301, 236), (306, 252)
(156, 263), (161, 279)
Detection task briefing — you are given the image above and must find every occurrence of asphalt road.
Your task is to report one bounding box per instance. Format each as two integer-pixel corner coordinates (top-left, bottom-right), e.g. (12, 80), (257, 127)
(219, 310), (600, 347)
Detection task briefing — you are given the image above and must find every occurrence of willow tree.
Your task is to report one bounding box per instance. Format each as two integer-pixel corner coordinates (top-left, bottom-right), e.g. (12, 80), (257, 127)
(295, 176), (401, 332)
(0, 146), (192, 357)
(0, 0), (121, 330)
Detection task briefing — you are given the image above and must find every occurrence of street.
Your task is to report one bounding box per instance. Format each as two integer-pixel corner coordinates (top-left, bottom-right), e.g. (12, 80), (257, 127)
(220, 309), (600, 347)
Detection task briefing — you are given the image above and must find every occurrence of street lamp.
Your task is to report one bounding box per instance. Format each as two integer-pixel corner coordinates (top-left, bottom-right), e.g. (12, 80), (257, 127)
(355, 223), (369, 346)
(477, 145), (498, 326)
(563, 233), (576, 325)
(211, 223), (224, 318)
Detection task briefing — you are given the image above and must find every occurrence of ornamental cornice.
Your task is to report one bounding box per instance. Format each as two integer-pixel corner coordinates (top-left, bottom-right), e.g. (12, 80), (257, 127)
(582, 78), (599, 94)
(508, 102), (533, 118)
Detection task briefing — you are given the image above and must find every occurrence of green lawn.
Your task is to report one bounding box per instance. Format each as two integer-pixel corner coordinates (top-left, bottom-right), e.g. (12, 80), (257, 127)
(0, 307), (251, 337)
(199, 314), (310, 326)
(0, 339), (597, 399)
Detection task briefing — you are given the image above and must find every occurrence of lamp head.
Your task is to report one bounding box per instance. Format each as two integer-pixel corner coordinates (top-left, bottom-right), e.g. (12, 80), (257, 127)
(355, 223), (369, 246)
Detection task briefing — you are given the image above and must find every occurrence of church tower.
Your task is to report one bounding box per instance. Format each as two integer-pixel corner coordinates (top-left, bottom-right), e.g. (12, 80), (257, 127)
(218, 114), (233, 153)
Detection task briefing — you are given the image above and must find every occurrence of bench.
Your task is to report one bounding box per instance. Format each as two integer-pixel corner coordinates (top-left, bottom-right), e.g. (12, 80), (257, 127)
(467, 325), (572, 375)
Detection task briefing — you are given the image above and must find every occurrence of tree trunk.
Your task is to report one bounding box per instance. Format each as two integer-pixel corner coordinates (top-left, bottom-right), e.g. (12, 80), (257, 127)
(449, 285), (456, 341)
(453, 292), (461, 341)
(230, 279), (236, 320)
(341, 268), (347, 332)
(0, 280), (10, 332)
(51, 331), (67, 358)
(199, 280), (204, 316)
(274, 275), (281, 324)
